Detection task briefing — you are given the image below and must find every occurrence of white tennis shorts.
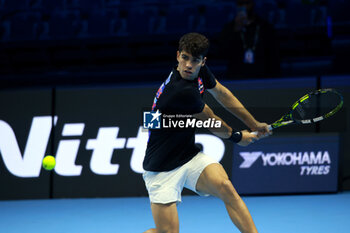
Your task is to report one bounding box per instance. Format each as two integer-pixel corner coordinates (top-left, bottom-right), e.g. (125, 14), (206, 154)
(143, 152), (218, 204)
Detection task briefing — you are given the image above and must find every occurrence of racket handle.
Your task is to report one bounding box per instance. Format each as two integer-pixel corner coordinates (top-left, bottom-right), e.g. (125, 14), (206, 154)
(250, 125), (272, 136)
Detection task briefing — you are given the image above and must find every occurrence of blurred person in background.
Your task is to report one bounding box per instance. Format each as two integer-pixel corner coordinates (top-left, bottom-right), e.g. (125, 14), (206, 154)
(219, 0), (280, 79)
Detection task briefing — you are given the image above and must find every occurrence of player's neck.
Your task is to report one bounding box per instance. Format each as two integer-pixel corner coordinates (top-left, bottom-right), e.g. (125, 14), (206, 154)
(176, 67), (197, 81)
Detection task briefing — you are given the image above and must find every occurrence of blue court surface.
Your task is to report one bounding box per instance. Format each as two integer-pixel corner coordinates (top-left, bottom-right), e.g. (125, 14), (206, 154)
(1, 191), (349, 233)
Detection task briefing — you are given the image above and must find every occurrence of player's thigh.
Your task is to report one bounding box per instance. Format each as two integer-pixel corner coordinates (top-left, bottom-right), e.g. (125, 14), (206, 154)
(195, 163), (234, 198)
(151, 202), (179, 233)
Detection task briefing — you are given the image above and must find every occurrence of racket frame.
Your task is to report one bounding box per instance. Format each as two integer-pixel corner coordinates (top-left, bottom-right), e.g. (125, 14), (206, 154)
(272, 88), (343, 130)
(251, 88), (343, 135)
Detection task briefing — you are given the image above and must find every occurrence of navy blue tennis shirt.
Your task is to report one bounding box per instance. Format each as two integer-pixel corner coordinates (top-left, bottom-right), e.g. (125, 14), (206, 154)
(143, 65), (217, 172)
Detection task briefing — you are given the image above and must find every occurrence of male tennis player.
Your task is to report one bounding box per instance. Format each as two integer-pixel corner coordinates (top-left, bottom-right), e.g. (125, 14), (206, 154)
(143, 32), (269, 233)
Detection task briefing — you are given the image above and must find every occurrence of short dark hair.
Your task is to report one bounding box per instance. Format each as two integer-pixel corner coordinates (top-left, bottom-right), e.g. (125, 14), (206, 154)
(178, 32), (209, 58)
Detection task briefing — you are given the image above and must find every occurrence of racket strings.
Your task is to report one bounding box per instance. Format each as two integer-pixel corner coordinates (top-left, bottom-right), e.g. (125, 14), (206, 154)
(292, 91), (342, 122)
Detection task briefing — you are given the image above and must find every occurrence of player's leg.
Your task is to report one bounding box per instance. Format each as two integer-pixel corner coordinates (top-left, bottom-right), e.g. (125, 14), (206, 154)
(144, 202), (179, 233)
(195, 163), (258, 233)
(143, 166), (186, 233)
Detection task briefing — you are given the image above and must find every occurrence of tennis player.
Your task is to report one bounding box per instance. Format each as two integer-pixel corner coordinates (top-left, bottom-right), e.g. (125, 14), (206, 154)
(143, 32), (269, 233)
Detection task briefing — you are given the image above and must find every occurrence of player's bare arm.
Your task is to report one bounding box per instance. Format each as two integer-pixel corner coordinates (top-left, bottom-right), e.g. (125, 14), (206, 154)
(208, 80), (269, 135)
(193, 104), (258, 146)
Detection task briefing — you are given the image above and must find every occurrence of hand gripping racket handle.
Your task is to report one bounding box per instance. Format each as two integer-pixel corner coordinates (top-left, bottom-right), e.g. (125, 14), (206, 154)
(250, 125), (273, 136)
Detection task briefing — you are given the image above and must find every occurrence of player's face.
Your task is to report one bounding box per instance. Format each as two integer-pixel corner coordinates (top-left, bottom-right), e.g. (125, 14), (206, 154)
(176, 50), (206, 80)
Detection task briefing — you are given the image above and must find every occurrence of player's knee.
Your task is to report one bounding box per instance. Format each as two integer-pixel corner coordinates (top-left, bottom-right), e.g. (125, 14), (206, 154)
(219, 179), (239, 202)
(220, 179), (233, 194)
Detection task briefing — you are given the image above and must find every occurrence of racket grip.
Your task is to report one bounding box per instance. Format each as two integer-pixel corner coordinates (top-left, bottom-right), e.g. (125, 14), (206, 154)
(250, 125), (272, 135)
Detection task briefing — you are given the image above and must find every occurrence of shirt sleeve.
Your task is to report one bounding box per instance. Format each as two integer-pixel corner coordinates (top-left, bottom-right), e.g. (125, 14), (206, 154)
(199, 65), (217, 89)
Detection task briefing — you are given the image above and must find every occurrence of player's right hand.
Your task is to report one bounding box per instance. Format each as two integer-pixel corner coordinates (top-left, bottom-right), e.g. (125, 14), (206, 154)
(237, 130), (258, 146)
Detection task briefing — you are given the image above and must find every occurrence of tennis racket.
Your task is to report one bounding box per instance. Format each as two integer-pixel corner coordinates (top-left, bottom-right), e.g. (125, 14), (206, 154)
(252, 88), (344, 135)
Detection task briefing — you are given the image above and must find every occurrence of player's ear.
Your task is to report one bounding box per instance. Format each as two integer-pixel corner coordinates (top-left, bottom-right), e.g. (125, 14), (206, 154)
(176, 51), (180, 62)
(201, 57), (207, 66)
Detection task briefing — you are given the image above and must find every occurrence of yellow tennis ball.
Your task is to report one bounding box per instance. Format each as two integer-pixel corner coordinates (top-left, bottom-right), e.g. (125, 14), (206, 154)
(42, 155), (56, 171)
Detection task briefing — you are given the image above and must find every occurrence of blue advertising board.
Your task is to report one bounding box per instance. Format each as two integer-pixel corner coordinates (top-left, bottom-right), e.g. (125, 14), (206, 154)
(232, 134), (339, 194)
